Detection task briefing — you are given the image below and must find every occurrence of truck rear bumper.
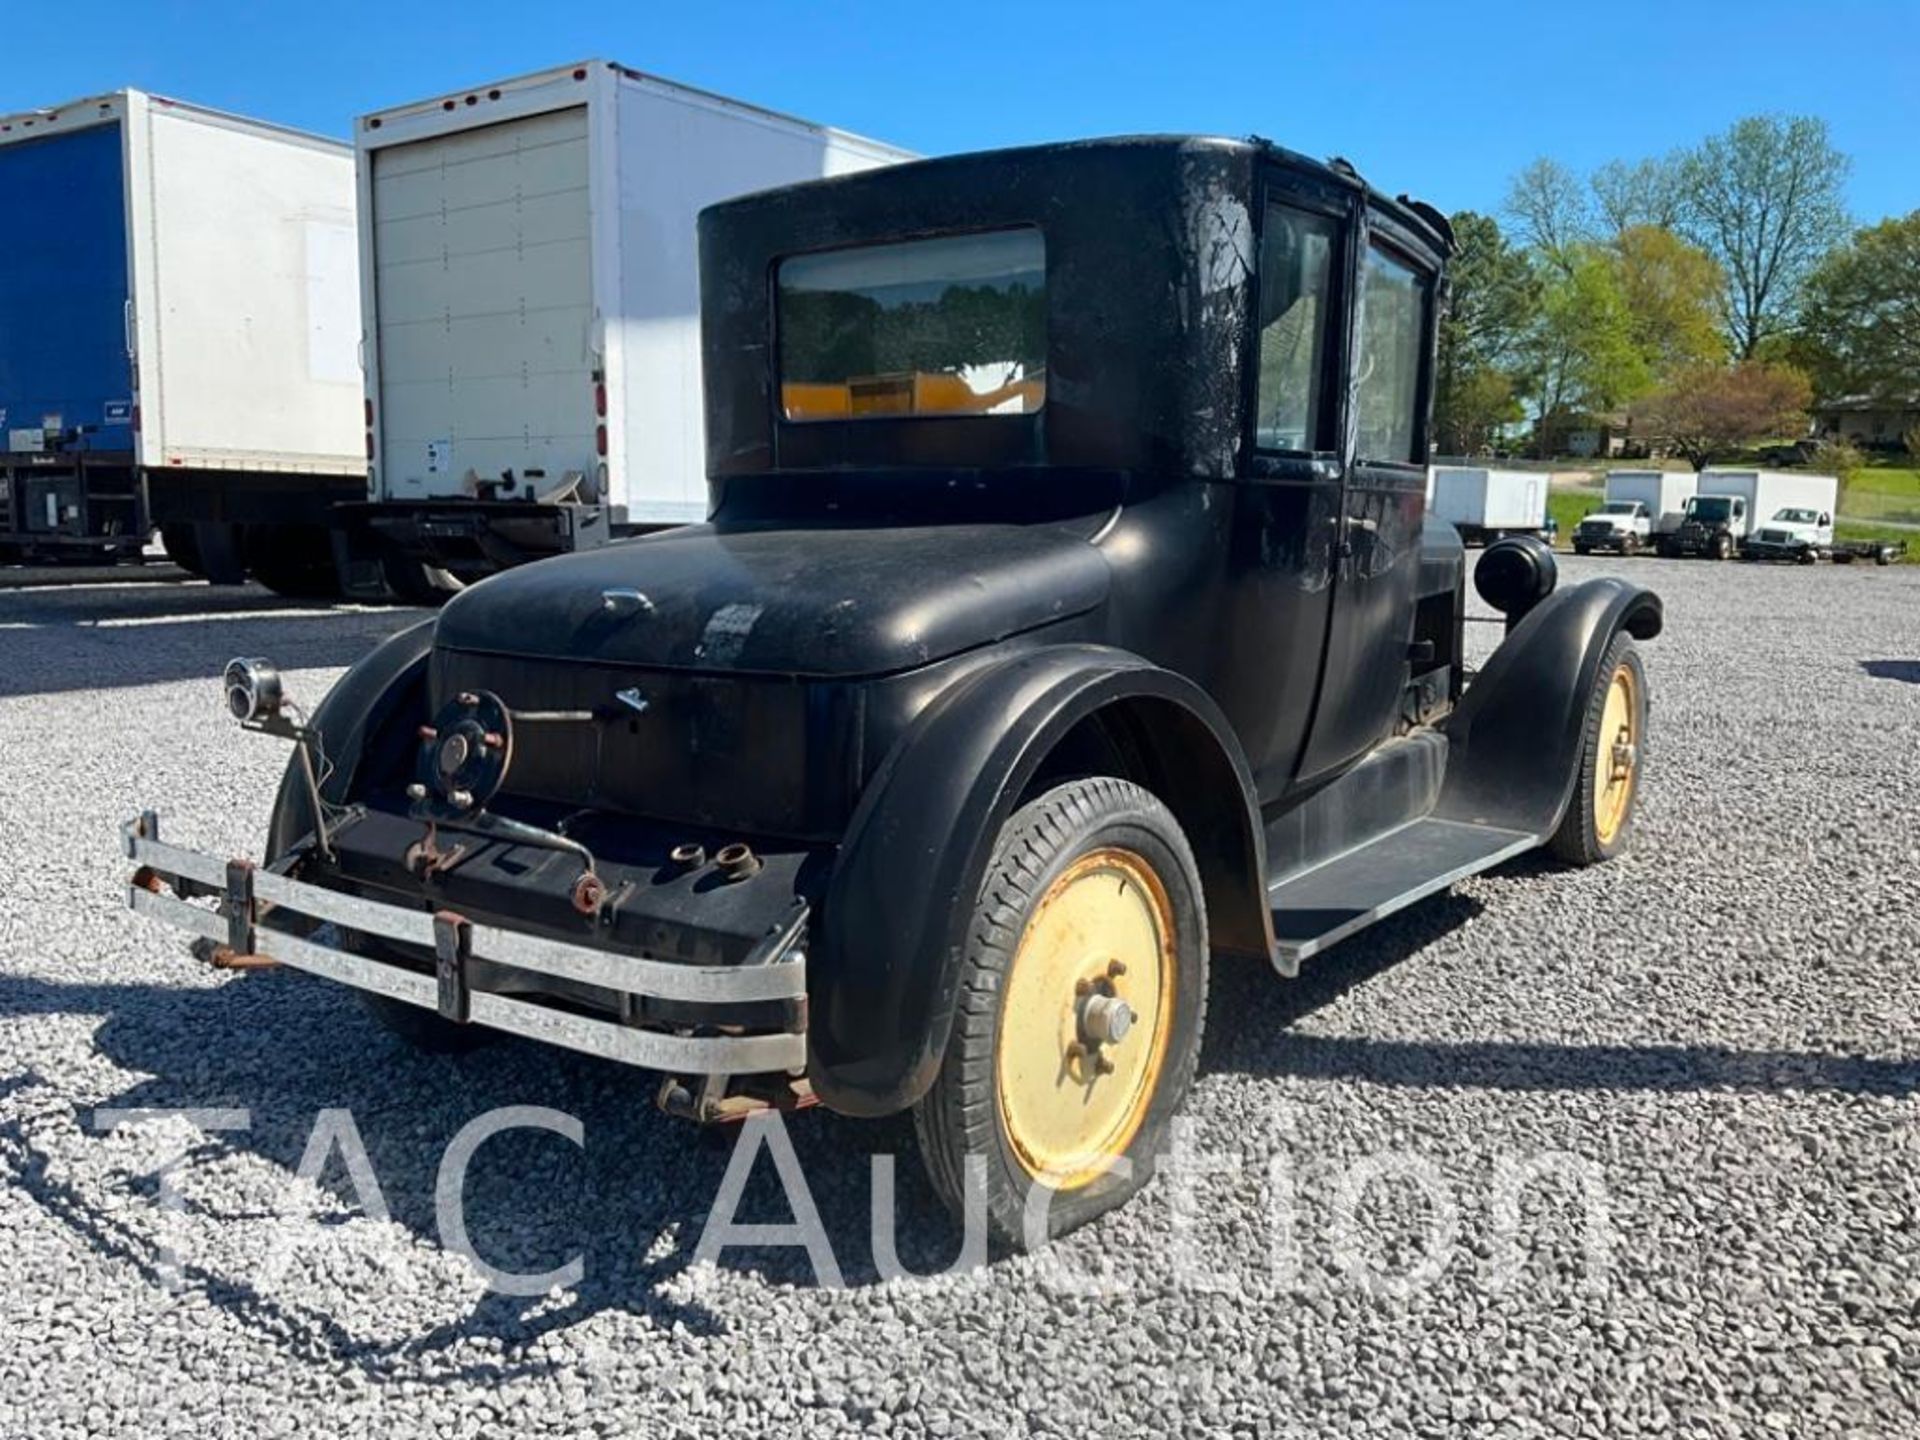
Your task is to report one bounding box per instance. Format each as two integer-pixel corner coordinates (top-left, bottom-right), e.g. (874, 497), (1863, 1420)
(122, 814), (808, 1076)
(331, 499), (614, 594)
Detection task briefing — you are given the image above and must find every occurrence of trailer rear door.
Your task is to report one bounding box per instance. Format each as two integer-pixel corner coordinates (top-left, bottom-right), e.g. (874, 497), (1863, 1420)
(370, 106), (596, 499)
(0, 123), (133, 457)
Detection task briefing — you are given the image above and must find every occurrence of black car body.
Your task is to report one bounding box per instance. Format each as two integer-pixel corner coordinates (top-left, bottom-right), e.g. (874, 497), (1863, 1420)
(128, 138), (1661, 1244)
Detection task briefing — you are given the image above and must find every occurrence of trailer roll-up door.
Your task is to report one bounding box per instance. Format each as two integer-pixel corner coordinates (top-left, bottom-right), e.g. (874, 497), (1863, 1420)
(371, 105), (596, 501)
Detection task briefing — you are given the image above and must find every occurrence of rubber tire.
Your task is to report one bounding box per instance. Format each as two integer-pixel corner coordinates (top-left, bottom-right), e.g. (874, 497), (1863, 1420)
(1712, 533), (1733, 561)
(159, 523), (206, 577)
(1549, 631), (1647, 867)
(1573, 543), (1591, 556)
(381, 556), (464, 607)
(358, 991), (496, 1054)
(245, 523), (342, 600)
(913, 776), (1210, 1251)
(1621, 534), (1640, 556)
(1797, 547), (1820, 566)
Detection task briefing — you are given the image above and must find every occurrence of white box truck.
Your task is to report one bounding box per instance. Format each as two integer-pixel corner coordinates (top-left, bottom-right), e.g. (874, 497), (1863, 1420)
(1428, 466), (1548, 546)
(0, 89), (362, 593)
(1572, 470), (1696, 555)
(339, 61), (914, 600)
(1663, 469), (1838, 561)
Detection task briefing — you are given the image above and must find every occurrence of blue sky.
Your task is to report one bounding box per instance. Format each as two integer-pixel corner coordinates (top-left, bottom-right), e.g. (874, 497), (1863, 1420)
(8, 0), (1916, 224)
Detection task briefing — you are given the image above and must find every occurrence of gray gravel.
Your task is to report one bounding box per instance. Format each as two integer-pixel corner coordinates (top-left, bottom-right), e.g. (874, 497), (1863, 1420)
(1, 557), (1917, 1439)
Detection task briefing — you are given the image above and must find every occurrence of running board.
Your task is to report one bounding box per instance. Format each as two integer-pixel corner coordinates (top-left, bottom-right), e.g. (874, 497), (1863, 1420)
(1269, 817), (1537, 966)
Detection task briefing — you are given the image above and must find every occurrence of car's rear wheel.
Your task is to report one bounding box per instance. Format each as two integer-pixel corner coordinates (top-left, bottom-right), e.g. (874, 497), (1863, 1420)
(914, 777), (1209, 1249)
(1549, 631), (1647, 866)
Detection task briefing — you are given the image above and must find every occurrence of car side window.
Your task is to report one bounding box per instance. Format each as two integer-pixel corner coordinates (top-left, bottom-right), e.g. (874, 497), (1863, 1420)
(1354, 243), (1430, 464)
(1255, 205), (1339, 452)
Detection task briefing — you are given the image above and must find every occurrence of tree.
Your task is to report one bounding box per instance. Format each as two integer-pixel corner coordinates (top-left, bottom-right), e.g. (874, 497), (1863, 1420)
(1432, 211), (1538, 453)
(1609, 225), (1726, 380)
(1679, 116), (1852, 357)
(1632, 361), (1813, 469)
(1795, 211), (1920, 403)
(1591, 155), (1689, 233)
(1505, 158), (1593, 273)
(1518, 247), (1650, 442)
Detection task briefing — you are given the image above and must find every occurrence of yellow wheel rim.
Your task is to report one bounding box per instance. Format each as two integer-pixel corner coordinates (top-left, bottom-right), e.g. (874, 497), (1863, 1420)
(995, 847), (1176, 1190)
(1592, 661), (1640, 846)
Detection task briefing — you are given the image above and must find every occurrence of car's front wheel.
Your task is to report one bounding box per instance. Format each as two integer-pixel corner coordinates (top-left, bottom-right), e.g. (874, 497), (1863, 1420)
(914, 777), (1209, 1250)
(1549, 631), (1647, 866)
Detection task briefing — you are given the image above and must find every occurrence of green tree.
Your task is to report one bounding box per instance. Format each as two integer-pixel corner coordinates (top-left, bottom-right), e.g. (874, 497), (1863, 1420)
(1433, 211), (1538, 453)
(1591, 155), (1689, 233)
(1519, 247), (1650, 444)
(1796, 211), (1920, 403)
(1609, 225), (1726, 381)
(1679, 116), (1852, 357)
(1504, 158), (1593, 274)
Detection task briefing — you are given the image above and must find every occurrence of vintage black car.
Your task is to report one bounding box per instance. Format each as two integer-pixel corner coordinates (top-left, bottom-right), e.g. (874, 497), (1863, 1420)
(126, 137), (1661, 1247)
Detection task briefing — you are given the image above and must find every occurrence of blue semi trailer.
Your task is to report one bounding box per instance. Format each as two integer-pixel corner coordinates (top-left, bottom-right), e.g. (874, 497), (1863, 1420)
(0, 91), (363, 593)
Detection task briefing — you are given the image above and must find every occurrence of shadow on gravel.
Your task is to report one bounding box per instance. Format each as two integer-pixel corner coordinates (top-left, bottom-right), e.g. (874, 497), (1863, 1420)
(0, 966), (955, 1381)
(1860, 659), (1920, 685)
(0, 590), (424, 697)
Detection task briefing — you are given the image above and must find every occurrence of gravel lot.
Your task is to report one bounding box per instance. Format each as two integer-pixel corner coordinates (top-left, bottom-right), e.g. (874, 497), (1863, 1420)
(1, 557), (1916, 1439)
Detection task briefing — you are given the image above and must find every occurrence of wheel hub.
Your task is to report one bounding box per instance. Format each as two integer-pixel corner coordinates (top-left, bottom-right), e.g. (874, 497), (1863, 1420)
(995, 849), (1177, 1189)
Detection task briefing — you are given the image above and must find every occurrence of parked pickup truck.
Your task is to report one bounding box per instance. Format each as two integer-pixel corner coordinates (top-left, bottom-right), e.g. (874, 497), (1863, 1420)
(122, 137), (1661, 1248)
(1572, 501), (1652, 555)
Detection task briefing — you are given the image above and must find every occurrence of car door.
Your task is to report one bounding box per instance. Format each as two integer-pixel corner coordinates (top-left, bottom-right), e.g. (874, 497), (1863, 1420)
(1213, 176), (1352, 801)
(1293, 212), (1440, 786)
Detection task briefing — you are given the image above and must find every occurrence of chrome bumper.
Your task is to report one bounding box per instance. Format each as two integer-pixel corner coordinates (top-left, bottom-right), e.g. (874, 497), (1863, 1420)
(122, 814), (808, 1075)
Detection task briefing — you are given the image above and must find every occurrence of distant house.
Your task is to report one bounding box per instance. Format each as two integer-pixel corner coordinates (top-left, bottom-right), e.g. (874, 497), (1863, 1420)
(1813, 396), (1920, 450)
(1537, 410), (1645, 459)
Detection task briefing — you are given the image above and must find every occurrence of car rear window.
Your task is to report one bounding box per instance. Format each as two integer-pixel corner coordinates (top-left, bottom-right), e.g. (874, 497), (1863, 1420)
(777, 228), (1046, 422)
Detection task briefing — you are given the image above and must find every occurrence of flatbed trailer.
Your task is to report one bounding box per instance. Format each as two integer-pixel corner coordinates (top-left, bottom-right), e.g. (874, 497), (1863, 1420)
(1829, 538), (1907, 566)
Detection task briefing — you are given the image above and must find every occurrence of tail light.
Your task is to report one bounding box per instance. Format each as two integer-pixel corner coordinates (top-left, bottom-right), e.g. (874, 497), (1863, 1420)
(595, 425), (608, 458)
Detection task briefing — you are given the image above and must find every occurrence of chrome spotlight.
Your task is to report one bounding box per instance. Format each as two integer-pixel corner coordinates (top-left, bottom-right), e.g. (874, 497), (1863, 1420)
(223, 657), (284, 724)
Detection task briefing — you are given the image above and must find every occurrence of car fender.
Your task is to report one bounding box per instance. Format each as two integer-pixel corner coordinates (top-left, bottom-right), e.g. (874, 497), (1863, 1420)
(810, 644), (1269, 1118)
(266, 619), (436, 861)
(1437, 577), (1661, 837)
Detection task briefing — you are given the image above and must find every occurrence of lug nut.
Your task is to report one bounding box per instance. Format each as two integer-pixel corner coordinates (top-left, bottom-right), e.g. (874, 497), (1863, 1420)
(1095, 1053), (1117, 1076)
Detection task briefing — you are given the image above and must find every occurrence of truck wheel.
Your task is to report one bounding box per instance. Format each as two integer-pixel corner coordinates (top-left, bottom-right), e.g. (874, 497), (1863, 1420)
(358, 992), (496, 1054)
(382, 557), (464, 607)
(1549, 631), (1646, 867)
(1797, 547), (1820, 565)
(1712, 533), (1733, 561)
(1621, 534), (1640, 556)
(245, 523), (342, 600)
(159, 523), (206, 577)
(191, 521), (249, 585)
(913, 777), (1209, 1250)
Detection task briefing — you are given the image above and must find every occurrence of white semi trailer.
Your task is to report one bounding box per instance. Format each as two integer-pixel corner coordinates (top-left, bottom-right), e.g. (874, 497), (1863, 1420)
(1428, 466), (1548, 546)
(0, 90), (362, 592)
(338, 61), (915, 600)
